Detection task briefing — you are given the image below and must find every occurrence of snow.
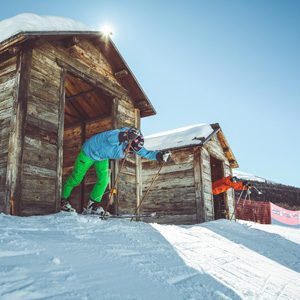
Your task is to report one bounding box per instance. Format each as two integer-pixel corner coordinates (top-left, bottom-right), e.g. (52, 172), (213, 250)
(0, 213), (299, 300)
(144, 124), (214, 151)
(233, 170), (274, 183)
(0, 13), (92, 44)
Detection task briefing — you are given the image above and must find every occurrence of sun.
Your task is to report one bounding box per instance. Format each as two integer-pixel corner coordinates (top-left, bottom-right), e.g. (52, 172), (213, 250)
(100, 24), (114, 37)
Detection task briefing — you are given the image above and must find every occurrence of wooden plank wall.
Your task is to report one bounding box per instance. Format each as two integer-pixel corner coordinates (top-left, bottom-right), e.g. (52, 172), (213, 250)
(141, 148), (197, 225)
(200, 147), (214, 221)
(204, 135), (234, 219)
(117, 95), (137, 214)
(0, 56), (17, 212)
(19, 48), (61, 215)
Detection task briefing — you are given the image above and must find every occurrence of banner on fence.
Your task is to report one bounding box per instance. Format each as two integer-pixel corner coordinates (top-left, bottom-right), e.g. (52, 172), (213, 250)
(270, 203), (300, 228)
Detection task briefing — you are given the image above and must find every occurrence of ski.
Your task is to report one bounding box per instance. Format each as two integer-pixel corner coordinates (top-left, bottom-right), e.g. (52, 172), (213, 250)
(103, 213), (158, 220)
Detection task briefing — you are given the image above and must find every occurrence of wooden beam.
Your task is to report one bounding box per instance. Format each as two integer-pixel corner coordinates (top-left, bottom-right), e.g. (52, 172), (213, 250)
(5, 49), (32, 215)
(64, 114), (111, 129)
(64, 111), (79, 119)
(55, 68), (66, 213)
(56, 58), (127, 99)
(63, 36), (80, 49)
(111, 98), (119, 214)
(193, 147), (204, 223)
(80, 122), (86, 212)
(115, 69), (128, 79)
(135, 108), (142, 215)
(66, 88), (96, 101)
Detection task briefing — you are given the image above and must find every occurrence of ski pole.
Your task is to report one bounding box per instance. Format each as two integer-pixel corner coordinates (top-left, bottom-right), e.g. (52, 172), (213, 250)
(230, 186), (246, 221)
(102, 141), (132, 217)
(252, 185), (263, 195)
(130, 160), (166, 222)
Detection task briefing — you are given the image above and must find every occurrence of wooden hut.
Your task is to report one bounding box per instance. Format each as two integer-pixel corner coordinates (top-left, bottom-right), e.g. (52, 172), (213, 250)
(0, 14), (155, 216)
(141, 123), (239, 224)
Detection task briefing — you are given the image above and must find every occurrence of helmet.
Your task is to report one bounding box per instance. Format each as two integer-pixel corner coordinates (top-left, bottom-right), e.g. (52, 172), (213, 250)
(128, 127), (141, 140)
(130, 134), (144, 152)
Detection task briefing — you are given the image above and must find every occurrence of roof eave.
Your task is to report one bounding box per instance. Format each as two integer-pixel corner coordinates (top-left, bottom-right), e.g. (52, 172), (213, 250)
(0, 31), (156, 118)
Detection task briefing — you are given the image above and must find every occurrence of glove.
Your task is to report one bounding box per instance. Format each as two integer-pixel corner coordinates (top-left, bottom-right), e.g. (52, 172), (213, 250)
(156, 151), (171, 163)
(243, 181), (252, 187)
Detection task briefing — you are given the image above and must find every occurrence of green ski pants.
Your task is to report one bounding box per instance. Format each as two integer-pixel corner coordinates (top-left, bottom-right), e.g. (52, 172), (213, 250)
(62, 150), (109, 202)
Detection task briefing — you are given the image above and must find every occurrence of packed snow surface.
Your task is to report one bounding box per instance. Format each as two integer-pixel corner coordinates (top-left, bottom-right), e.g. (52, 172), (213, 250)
(0, 213), (299, 300)
(144, 124), (214, 151)
(0, 13), (92, 44)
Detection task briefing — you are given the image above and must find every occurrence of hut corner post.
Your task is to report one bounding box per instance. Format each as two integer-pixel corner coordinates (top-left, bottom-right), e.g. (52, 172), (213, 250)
(134, 108), (142, 215)
(111, 97), (119, 214)
(193, 147), (205, 223)
(55, 68), (66, 213)
(4, 49), (32, 215)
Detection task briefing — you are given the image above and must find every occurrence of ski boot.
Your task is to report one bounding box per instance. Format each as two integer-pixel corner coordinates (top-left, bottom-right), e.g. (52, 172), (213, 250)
(85, 199), (110, 216)
(61, 199), (76, 212)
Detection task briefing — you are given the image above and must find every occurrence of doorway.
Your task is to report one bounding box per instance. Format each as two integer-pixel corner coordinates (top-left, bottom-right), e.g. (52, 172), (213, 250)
(62, 72), (114, 213)
(210, 155), (228, 219)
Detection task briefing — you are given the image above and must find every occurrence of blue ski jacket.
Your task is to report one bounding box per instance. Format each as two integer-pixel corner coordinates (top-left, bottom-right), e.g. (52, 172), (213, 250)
(82, 127), (158, 161)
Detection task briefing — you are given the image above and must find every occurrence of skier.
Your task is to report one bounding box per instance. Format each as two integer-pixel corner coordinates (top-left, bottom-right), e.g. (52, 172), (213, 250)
(61, 127), (170, 215)
(212, 176), (251, 195)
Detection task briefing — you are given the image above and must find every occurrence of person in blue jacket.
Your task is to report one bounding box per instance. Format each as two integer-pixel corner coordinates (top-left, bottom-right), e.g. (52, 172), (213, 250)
(61, 127), (170, 215)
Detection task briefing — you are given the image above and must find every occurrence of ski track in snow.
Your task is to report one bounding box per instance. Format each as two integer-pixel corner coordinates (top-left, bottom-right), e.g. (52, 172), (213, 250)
(0, 213), (299, 300)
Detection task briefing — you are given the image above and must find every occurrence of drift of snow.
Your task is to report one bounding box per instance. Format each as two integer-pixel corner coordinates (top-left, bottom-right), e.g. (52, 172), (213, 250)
(0, 213), (299, 300)
(144, 124), (214, 151)
(0, 13), (92, 44)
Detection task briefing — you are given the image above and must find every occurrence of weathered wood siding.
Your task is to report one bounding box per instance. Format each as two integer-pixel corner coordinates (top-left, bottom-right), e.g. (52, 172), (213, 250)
(204, 135), (234, 218)
(141, 148), (197, 225)
(0, 56), (17, 212)
(116, 96), (137, 214)
(18, 48), (61, 215)
(200, 147), (214, 221)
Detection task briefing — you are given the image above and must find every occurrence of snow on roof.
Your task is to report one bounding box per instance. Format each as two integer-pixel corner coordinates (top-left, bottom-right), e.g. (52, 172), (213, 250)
(233, 169), (271, 183)
(0, 13), (92, 44)
(144, 124), (214, 151)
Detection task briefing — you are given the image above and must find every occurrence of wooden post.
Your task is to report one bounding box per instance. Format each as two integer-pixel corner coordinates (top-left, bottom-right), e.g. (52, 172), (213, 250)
(134, 108), (142, 215)
(80, 122), (86, 212)
(111, 98), (119, 214)
(55, 68), (66, 212)
(193, 147), (204, 223)
(5, 50), (32, 215)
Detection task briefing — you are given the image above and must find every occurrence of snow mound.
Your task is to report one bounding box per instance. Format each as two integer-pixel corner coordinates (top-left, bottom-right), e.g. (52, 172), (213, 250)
(0, 213), (299, 300)
(144, 124), (214, 151)
(0, 13), (92, 44)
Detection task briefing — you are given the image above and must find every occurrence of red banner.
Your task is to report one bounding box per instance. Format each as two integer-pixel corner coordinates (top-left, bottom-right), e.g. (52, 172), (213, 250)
(270, 203), (300, 228)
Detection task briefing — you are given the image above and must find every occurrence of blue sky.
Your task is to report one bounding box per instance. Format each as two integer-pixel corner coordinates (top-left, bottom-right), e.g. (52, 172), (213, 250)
(1, 0), (299, 187)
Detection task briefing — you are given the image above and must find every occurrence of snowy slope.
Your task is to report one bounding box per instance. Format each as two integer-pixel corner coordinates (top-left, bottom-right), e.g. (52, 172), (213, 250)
(0, 213), (299, 300)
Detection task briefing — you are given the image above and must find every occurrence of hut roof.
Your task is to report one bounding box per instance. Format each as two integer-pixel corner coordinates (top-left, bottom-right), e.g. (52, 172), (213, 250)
(145, 123), (239, 168)
(0, 13), (156, 117)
